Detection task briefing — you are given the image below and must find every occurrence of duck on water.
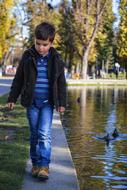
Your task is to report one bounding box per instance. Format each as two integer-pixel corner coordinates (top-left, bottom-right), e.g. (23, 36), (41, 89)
(96, 128), (119, 146)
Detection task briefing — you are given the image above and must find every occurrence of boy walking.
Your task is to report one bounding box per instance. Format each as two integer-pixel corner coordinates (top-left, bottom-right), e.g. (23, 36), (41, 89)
(7, 22), (66, 180)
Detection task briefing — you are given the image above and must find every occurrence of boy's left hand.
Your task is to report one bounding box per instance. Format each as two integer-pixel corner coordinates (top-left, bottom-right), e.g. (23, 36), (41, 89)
(57, 106), (65, 113)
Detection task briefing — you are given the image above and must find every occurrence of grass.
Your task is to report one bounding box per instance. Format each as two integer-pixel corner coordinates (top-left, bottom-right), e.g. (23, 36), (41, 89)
(0, 94), (29, 190)
(107, 72), (126, 79)
(67, 82), (127, 86)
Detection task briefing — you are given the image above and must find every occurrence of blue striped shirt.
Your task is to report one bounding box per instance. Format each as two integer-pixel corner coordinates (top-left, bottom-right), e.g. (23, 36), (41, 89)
(33, 53), (50, 107)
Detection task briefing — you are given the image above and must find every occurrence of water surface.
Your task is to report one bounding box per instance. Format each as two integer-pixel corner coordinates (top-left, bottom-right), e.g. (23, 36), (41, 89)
(62, 87), (127, 190)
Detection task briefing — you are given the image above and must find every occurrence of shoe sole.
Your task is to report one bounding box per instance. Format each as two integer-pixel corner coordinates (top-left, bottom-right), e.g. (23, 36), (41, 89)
(38, 175), (49, 180)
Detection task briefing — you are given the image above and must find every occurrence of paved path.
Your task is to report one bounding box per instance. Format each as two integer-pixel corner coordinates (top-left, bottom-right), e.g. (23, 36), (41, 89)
(22, 112), (80, 190)
(0, 76), (127, 87)
(67, 79), (127, 86)
(0, 78), (13, 96)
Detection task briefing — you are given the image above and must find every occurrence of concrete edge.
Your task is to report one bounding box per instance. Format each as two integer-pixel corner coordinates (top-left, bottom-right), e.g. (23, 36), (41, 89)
(53, 112), (80, 188)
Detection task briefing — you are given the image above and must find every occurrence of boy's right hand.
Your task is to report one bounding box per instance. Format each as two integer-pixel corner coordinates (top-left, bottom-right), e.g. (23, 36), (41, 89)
(7, 102), (15, 110)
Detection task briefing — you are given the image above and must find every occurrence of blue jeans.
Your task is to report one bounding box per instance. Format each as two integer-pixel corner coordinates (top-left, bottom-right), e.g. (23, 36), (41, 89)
(26, 102), (54, 167)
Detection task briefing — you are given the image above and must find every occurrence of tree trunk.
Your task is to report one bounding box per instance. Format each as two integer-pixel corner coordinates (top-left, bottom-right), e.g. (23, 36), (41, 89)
(78, 0), (107, 79)
(82, 49), (89, 79)
(105, 59), (109, 74)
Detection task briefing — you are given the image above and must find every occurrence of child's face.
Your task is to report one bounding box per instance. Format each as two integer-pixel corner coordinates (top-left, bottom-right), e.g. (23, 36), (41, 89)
(35, 38), (52, 56)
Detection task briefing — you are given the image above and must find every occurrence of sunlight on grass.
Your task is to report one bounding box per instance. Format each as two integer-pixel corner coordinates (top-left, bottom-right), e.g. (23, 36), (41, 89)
(0, 94), (29, 190)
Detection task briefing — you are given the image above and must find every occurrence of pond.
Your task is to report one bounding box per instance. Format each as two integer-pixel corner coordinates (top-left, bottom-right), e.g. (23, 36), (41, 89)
(62, 86), (127, 190)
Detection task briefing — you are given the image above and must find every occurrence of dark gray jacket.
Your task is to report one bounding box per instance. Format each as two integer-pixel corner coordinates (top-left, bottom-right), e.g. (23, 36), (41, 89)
(7, 46), (67, 109)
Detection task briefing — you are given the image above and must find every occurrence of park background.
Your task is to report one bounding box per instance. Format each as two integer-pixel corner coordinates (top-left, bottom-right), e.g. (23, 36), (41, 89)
(1, 1), (127, 190)
(0, 0), (127, 80)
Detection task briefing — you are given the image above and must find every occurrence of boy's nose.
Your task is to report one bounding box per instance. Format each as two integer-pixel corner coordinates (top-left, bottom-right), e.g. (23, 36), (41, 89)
(39, 46), (44, 50)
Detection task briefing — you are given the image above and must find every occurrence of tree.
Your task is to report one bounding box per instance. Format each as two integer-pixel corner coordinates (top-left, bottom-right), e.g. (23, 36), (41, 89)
(0, 0), (15, 65)
(72, 0), (108, 79)
(58, 0), (79, 73)
(95, 0), (114, 74)
(116, 0), (127, 78)
(25, 0), (61, 47)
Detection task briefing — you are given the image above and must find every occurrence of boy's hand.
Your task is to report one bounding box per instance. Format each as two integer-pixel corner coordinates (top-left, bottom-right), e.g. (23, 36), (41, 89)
(7, 102), (15, 110)
(57, 106), (65, 113)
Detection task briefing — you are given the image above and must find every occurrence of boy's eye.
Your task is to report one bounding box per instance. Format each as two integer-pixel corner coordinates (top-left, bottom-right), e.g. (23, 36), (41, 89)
(43, 44), (48, 47)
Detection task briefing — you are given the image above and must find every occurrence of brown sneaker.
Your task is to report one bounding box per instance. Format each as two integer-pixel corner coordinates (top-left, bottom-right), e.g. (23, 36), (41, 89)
(31, 166), (39, 177)
(38, 167), (49, 180)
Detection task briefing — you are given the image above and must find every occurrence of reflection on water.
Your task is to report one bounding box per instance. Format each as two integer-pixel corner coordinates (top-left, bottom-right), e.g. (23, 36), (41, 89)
(62, 87), (127, 190)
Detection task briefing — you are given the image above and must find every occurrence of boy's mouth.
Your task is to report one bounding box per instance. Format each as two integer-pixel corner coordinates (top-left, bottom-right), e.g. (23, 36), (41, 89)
(38, 51), (45, 54)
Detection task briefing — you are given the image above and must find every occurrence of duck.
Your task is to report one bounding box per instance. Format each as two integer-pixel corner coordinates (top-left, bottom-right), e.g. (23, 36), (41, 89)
(112, 128), (119, 138)
(97, 128), (119, 145)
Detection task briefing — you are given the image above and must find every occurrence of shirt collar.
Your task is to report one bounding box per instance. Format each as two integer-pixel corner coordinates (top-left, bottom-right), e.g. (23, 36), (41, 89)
(38, 49), (51, 60)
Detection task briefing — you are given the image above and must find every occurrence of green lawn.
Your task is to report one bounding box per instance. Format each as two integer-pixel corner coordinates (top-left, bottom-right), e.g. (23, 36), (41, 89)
(0, 94), (29, 190)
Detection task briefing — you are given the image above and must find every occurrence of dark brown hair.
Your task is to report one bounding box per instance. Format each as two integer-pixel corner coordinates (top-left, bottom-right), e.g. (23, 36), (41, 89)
(35, 22), (55, 42)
